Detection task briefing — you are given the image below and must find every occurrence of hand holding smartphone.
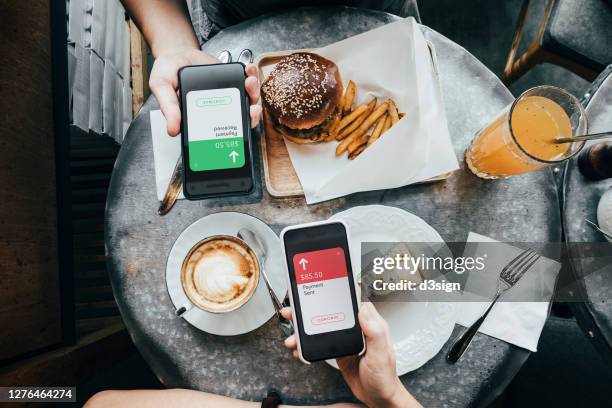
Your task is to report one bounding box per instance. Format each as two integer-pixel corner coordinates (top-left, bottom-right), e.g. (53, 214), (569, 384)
(281, 220), (365, 363)
(178, 63), (254, 199)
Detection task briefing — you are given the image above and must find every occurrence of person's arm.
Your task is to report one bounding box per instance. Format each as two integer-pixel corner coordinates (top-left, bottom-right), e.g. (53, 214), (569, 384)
(121, 0), (198, 58)
(85, 389), (256, 408)
(120, 0), (261, 136)
(84, 388), (362, 408)
(282, 304), (422, 408)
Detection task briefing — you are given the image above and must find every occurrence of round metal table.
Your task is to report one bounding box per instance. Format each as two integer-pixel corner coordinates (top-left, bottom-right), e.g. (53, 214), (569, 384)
(563, 66), (612, 363)
(106, 7), (558, 407)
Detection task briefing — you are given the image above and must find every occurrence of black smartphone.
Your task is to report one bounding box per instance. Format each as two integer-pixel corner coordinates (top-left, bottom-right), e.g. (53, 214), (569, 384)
(281, 220), (365, 364)
(178, 63), (254, 199)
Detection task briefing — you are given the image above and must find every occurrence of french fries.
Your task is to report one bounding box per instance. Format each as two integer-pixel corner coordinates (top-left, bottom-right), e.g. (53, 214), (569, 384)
(349, 144), (366, 160)
(337, 104), (368, 132)
(367, 113), (388, 146)
(310, 79), (404, 159)
(337, 111), (366, 140)
(347, 135), (367, 154)
(336, 102), (388, 155)
(382, 115), (392, 134)
(327, 114), (341, 140)
(342, 80), (356, 115)
(387, 99), (400, 125)
(337, 98), (376, 140)
(347, 112), (387, 153)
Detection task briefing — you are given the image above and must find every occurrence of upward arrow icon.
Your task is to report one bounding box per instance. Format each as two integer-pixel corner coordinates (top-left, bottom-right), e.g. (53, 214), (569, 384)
(298, 258), (308, 271)
(229, 150), (239, 163)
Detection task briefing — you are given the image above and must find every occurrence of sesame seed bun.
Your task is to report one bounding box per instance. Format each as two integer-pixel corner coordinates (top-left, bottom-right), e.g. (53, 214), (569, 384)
(261, 52), (343, 143)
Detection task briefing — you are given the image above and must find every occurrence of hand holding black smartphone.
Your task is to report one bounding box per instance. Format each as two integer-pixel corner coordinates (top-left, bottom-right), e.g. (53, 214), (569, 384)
(281, 220), (365, 364)
(178, 63), (254, 199)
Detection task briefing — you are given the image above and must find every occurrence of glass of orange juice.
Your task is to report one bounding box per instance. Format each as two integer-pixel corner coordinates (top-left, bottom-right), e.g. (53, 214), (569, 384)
(465, 86), (587, 179)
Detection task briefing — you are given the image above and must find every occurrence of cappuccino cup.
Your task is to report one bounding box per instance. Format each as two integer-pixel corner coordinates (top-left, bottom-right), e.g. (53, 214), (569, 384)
(180, 235), (260, 314)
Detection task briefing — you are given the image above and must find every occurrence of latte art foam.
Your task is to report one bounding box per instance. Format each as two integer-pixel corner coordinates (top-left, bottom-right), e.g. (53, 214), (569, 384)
(181, 236), (259, 313)
(193, 249), (251, 303)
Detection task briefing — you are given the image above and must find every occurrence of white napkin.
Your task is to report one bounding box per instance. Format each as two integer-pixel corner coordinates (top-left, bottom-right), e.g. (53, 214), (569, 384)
(456, 233), (561, 352)
(150, 110), (184, 201)
(277, 18), (459, 204)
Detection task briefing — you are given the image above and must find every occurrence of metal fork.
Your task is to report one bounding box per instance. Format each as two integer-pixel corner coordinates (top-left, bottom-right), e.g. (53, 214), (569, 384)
(446, 249), (541, 363)
(586, 219), (612, 240)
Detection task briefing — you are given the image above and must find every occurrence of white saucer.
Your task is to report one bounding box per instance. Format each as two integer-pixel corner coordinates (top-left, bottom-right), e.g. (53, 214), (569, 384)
(166, 212), (287, 336)
(328, 205), (457, 375)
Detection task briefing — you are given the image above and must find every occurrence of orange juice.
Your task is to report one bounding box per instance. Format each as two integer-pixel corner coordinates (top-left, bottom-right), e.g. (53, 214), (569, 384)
(466, 95), (573, 178)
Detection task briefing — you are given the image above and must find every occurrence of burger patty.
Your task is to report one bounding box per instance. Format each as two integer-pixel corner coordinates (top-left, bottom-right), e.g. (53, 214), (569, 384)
(270, 110), (338, 139)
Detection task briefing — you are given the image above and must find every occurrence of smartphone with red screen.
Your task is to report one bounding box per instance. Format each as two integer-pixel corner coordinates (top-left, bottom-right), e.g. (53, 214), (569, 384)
(281, 220), (365, 364)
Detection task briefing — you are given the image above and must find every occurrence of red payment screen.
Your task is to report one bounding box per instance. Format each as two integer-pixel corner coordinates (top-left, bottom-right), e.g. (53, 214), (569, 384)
(292, 247), (355, 335)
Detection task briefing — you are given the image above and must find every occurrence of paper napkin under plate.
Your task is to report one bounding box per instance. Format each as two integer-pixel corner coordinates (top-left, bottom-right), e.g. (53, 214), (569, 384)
(456, 233), (561, 352)
(150, 110), (184, 201)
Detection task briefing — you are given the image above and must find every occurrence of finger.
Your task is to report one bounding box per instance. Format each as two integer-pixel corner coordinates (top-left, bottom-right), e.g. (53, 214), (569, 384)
(150, 80), (181, 136)
(358, 302), (391, 351)
(292, 350), (299, 359)
(280, 307), (292, 320)
(245, 75), (260, 103)
(245, 63), (257, 77)
(284, 335), (297, 350)
(250, 104), (262, 128)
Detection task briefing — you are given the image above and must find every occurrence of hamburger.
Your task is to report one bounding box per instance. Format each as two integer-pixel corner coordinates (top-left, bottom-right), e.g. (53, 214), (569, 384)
(261, 52), (343, 144)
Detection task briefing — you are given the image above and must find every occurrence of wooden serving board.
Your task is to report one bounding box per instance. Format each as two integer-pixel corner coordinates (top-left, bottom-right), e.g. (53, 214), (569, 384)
(255, 48), (451, 198)
(256, 49), (313, 197)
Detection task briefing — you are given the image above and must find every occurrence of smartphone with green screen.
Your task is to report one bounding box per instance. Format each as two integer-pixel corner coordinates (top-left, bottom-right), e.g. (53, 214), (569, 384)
(178, 63), (254, 199)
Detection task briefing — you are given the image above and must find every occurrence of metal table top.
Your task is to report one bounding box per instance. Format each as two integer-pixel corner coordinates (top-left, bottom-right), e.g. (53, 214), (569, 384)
(105, 7), (560, 407)
(563, 66), (612, 363)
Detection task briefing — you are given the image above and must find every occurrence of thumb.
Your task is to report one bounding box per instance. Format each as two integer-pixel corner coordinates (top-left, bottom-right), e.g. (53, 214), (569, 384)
(149, 79), (181, 137)
(359, 303), (390, 352)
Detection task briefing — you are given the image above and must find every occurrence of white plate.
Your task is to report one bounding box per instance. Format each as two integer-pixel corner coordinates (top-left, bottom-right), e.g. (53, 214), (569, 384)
(597, 189), (612, 243)
(166, 212), (287, 336)
(329, 205), (456, 374)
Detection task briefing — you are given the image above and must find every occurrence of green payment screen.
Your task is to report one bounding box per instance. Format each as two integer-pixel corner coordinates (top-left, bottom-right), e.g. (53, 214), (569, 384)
(186, 87), (245, 171)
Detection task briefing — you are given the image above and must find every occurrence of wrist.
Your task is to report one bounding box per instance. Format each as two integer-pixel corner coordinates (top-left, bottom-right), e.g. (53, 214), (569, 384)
(384, 379), (420, 408)
(151, 42), (200, 58)
(152, 38), (199, 59)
